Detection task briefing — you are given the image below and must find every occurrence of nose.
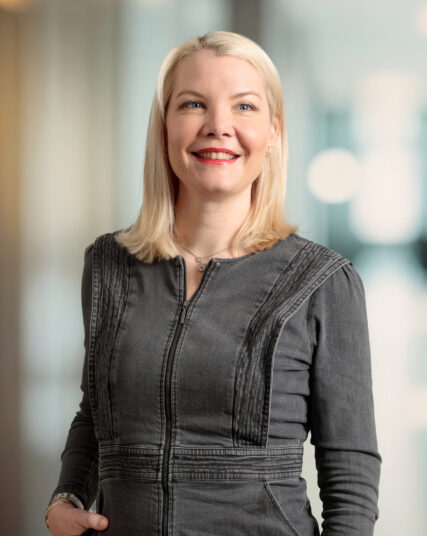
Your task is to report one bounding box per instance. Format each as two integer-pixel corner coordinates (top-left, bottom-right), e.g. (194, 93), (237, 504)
(200, 104), (234, 137)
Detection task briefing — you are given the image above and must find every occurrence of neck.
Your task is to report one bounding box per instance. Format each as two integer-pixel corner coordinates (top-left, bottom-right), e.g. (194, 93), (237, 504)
(174, 188), (252, 258)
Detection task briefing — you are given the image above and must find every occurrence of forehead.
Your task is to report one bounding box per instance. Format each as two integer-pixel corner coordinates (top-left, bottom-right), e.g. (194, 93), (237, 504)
(171, 49), (267, 97)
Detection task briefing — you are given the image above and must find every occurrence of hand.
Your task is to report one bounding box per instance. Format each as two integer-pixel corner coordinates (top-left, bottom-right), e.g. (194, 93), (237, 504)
(47, 500), (109, 535)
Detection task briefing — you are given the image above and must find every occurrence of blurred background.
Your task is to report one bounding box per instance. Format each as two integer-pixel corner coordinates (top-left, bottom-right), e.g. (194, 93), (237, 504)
(1, 0), (427, 535)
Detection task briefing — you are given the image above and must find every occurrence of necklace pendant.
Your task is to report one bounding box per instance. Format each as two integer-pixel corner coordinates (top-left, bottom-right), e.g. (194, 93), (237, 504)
(198, 262), (207, 272)
(195, 257), (203, 263)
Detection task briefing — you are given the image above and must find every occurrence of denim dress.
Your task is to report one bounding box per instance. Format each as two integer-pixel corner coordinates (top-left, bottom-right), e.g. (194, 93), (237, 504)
(48, 230), (382, 536)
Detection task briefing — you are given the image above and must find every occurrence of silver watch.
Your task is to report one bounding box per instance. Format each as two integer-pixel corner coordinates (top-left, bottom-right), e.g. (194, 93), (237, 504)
(49, 491), (84, 510)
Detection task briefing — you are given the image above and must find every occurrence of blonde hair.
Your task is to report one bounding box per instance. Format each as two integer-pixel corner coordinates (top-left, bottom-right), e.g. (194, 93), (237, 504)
(115, 30), (298, 262)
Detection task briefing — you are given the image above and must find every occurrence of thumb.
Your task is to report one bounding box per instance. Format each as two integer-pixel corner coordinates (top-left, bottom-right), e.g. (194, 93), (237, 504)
(77, 510), (109, 531)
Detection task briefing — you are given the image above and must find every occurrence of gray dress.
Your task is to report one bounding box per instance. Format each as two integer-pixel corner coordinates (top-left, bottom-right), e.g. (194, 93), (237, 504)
(48, 230), (382, 535)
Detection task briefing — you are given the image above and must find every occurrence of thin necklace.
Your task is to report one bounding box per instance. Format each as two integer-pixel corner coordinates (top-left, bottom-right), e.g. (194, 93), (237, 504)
(175, 237), (232, 272)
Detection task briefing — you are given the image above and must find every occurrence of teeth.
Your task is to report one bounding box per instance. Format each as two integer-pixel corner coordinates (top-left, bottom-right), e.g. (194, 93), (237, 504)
(196, 152), (237, 160)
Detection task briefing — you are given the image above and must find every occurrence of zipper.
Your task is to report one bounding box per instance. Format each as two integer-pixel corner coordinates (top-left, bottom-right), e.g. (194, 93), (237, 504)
(161, 258), (216, 535)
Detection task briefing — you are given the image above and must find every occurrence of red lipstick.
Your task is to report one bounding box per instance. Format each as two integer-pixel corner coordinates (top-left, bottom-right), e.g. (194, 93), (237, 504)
(194, 147), (239, 155)
(192, 147), (241, 166)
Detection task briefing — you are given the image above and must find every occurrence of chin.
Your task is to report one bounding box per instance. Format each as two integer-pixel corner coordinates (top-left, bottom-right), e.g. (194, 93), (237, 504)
(195, 177), (241, 194)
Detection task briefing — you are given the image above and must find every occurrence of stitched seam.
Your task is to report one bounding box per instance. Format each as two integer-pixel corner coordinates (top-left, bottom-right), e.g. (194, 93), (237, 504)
(233, 241), (329, 446)
(109, 249), (133, 441)
(232, 242), (313, 447)
(306, 291), (315, 352)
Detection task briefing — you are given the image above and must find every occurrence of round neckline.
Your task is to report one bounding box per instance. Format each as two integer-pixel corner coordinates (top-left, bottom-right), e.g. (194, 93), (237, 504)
(212, 250), (257, 263)
(175, 233), (296, 265)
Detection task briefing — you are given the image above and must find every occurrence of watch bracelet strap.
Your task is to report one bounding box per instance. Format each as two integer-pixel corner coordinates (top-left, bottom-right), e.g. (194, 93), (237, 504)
(45, 492), (84, 529)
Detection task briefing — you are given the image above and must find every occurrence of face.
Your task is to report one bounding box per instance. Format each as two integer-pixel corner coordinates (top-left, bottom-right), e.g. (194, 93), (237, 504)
(165, 49), (280, 198)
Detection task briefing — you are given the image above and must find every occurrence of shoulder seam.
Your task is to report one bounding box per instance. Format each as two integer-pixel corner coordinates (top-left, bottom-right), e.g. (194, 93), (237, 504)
(293, 235), (351, 265)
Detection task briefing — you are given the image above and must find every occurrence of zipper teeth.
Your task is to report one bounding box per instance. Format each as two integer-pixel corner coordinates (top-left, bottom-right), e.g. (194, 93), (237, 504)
(162, 318), (183, 535)
(161, 259), (215, 536)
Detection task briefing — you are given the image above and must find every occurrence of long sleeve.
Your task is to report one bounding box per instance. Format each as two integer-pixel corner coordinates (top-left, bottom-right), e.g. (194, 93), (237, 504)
(47, 243), (99, 511)
(307, 262), (382, 536)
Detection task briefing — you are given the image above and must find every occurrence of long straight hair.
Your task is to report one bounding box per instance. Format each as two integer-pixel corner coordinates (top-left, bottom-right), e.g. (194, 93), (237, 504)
(115, 31), (298, 262)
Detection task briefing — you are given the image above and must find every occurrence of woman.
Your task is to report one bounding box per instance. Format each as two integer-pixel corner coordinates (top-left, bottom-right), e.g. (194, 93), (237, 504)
(45, 31), (382, 536)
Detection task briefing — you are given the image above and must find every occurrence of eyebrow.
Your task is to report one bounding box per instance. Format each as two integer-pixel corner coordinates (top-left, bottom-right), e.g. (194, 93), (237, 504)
(175, 90), (262, 100)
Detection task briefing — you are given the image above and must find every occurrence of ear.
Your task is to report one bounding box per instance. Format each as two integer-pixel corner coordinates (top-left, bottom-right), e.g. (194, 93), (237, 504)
(268, 116), (280, 147)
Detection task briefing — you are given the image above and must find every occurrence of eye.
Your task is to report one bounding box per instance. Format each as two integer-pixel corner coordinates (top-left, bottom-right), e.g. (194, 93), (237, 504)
(238, 102), (256, 111)
(180, 101), (203, 109)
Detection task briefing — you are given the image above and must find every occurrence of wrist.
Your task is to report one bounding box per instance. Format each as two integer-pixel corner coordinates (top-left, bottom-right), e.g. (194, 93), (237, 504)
(45, 492), (84, 531)
(45, 500), (73, 532)
(48, 491), (84, 510)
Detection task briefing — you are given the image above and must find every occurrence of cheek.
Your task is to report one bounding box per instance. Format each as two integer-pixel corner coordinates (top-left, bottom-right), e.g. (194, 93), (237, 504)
(166, 117), (198, 150)
(241, 124), (270, 154)
(165, 129), (178, 154)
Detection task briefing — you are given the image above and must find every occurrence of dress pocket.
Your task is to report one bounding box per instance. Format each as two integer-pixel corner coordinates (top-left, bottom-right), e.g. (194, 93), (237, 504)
(263, 479), (320, 536)
(90, 478), (160, 536)
(173, 480), (312, 535)
(264, 481), (303, 536)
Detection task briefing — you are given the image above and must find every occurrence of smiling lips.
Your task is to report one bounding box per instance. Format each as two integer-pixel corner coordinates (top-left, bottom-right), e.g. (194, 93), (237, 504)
(192, 147), (241, 166)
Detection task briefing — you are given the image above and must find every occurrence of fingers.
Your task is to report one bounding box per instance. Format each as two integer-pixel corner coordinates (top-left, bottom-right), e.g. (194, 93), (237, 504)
(75, 509), (109, 532)
(47, 502), (109, 535)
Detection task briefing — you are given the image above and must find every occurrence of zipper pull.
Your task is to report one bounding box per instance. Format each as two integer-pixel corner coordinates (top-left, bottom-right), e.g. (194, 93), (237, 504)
(180, 301), (189, 324)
